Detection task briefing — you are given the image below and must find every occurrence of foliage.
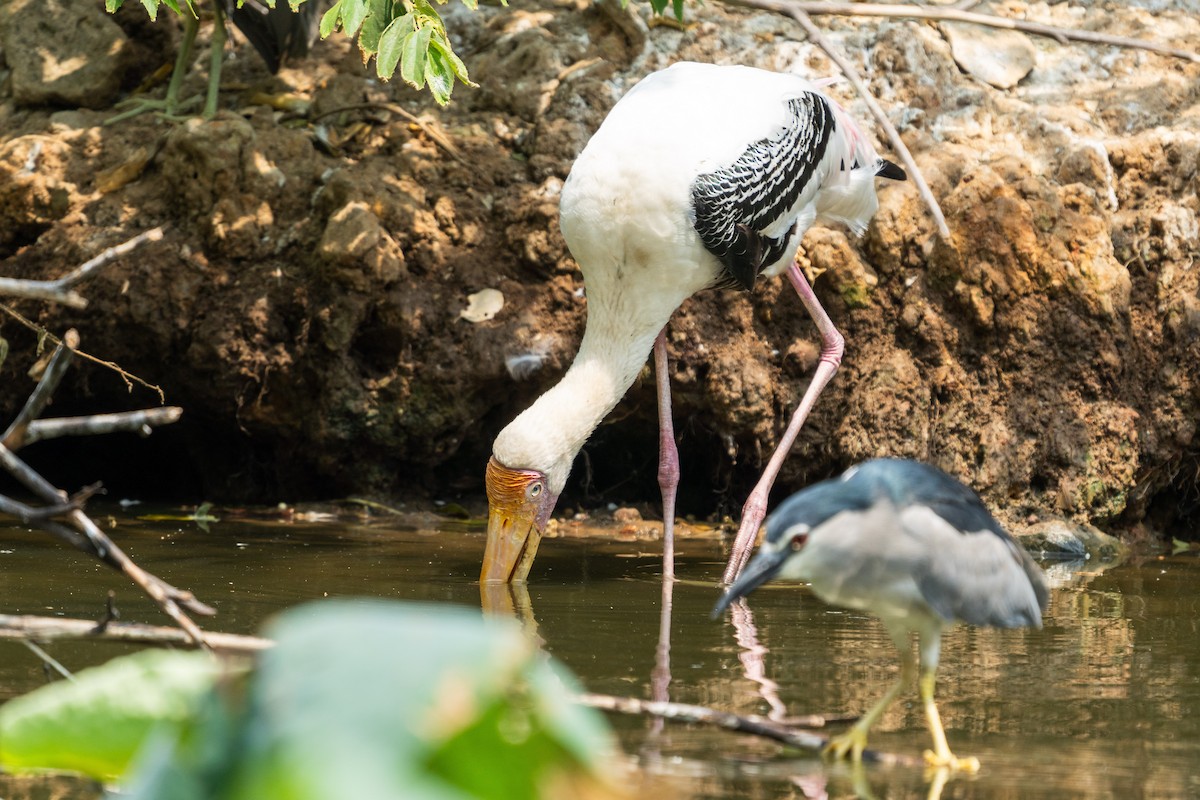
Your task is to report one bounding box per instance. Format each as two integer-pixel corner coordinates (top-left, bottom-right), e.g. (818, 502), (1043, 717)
(0, 600), (619, 800)
(0, 649), (223, 780)
(105, 0), (480, 106)
(107, 0), (688, 107)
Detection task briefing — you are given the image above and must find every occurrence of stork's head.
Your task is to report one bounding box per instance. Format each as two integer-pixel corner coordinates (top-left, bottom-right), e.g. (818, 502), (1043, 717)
(481, 457), (560, 583)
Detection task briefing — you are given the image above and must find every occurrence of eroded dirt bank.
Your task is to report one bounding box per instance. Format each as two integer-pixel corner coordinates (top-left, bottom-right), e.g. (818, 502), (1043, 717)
(0, 1), (1197, 536)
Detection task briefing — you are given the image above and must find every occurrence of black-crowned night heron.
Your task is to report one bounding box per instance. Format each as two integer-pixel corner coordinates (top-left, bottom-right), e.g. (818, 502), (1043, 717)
(481, 62), (905, 585)
(713, 458), (1049, 770)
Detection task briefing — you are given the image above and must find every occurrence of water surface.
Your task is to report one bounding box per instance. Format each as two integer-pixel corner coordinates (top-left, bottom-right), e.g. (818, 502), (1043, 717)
(2, 511), (1198, 799)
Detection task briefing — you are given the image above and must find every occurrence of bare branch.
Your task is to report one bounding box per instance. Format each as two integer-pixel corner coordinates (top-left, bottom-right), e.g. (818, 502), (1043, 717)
(0, 613), (272, 655)
(577, 692), (918, 766)
(721, 1), (1200, 63)
(0, 484), (99, 522)
(0, 228), (164, 309)
(1, 330), (79, 450)
(23, 407), (184, 446)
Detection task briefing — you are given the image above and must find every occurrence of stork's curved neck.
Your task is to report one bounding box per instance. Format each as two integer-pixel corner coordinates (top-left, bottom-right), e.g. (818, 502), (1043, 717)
(492, 302), (666, 495)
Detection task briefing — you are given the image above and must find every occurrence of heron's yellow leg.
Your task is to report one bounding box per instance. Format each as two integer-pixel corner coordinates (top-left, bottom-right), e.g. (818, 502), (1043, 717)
(825, 653), (915, 762)
(919, 669), (980, 772)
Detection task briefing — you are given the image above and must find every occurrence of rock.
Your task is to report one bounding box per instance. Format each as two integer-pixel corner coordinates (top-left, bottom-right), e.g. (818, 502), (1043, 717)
(801, 228), (878, 309)
(319, 201), (405, 288)
(0, 0), (131, 108)
(941, 17), (1036, 90)
(1018, 518), (1126, 563)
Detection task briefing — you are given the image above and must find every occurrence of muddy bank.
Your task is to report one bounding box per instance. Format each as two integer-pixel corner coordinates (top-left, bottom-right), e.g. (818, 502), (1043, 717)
(0, 1), (1197, 536)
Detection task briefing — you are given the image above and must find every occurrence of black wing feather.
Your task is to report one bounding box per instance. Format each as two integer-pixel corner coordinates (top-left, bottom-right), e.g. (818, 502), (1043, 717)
(691, 93), (834, 291)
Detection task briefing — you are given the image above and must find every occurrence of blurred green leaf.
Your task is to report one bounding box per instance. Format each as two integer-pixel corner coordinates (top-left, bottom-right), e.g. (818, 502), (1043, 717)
(129, 601), (616, 799)
(671, 0), (684, 21)
(0, 650), (221, 780)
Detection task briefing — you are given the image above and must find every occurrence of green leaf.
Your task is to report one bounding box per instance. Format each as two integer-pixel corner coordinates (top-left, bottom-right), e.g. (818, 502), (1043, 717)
(139, 0), (159, 20)
(671, 0), (684, 21)
(106, 0), (126, 13)
(0, 650), (221, 781)
(374, 16), (410, 81)
(125, 601), (618, 800)
(430, 32), (473, 85)
(411, 0), (447, 37)
(339, 0), (370, 37)
(354, 0), (387, 55)
(397, 25), (432, 87)
(648, 0), (668, 14)
(319, 0), (343, 38)
(424, 41), (455, 105)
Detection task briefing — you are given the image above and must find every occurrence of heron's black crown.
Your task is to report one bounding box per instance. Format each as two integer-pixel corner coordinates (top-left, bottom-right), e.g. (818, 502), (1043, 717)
(764, 458), (1008, 544)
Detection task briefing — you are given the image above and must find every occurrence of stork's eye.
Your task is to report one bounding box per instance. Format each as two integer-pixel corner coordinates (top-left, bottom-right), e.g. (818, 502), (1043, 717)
(528, 482), (544, 499)
(790, 532), (808, 551)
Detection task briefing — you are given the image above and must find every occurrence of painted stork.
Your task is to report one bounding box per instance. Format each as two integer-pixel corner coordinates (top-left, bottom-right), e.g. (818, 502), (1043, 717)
(481, 61), (906, 585)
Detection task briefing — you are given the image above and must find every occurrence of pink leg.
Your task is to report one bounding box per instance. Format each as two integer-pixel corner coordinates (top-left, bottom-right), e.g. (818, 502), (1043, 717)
(651, 330), (677, 721)
(721, 262), (844, 585)
(654, 329), (679, 582)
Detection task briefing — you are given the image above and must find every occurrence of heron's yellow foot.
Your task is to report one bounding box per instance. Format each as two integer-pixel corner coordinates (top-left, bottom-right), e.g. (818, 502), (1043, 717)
(823, 726), (869, 762)
(922, 749), (980, 773)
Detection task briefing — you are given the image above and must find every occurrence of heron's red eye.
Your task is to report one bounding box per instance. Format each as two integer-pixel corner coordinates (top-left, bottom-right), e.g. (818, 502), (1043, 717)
(790, 532), (808, 551)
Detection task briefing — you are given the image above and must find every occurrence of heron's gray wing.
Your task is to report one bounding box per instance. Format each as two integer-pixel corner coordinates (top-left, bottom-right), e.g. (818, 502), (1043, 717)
(900, 506), (1047, 629)
(690, 92), (834, 291)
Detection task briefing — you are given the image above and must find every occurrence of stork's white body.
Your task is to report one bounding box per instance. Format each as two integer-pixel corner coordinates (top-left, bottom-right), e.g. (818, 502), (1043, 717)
(492, 62), (888, 496)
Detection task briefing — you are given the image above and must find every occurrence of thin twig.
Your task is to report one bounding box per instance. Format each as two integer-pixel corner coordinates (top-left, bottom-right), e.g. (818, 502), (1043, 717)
(23, 407), (183, 446)
(577, 692), (918, 766)
(309, 102), (465, 162)
(0, 304), (165, 402)
(1, 330), (80, 449)
(732, 0), (950, 239)
(22, 640), (77, 682)
(0, 613), (272, 655)
(0, 228), (164, 308)
(721, 1), (1200, 63)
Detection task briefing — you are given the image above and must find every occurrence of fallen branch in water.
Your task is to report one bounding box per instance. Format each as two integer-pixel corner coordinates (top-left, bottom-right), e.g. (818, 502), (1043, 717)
(0, 613), (271, 655)
(576, 692), (918, 766)
(0, 332), (209, 648)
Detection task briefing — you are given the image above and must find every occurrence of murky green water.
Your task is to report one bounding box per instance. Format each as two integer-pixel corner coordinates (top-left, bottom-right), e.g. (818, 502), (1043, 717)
(2, 511), (1199, 799)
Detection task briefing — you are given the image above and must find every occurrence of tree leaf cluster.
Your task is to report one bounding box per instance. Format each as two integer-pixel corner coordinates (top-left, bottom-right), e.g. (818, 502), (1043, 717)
(105, 0), (485, 106)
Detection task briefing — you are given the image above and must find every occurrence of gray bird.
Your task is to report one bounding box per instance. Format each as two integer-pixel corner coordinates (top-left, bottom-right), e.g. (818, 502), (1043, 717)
(713, 458), (1049, 770)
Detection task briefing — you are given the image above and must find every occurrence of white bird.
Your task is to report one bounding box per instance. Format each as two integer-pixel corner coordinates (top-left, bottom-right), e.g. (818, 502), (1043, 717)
(481, 62), (906, 584)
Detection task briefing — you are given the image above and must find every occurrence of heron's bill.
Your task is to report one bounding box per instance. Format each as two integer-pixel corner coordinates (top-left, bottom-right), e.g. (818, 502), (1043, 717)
(711, 546), (788, 617)
(480, 499), (542, 583)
